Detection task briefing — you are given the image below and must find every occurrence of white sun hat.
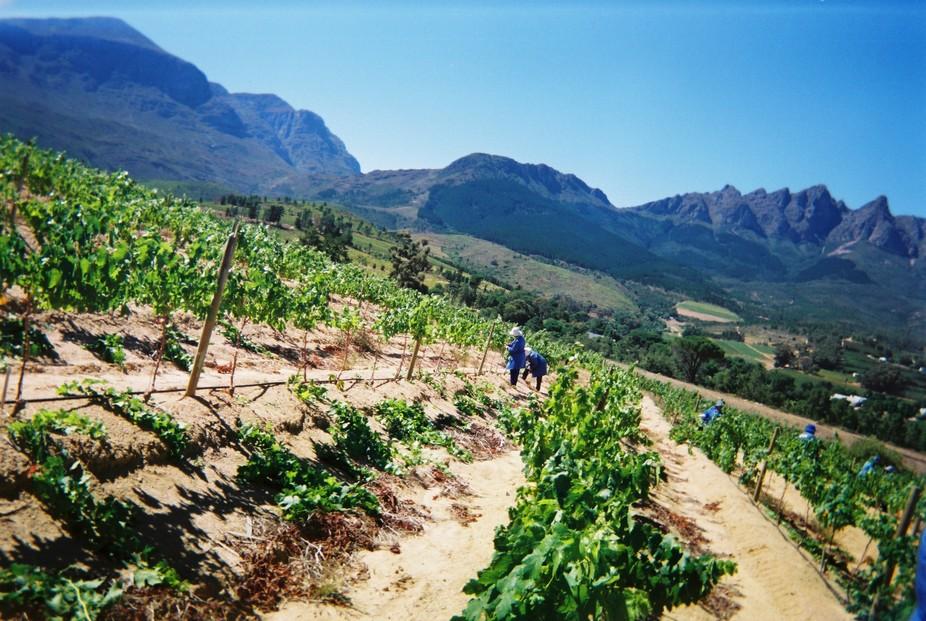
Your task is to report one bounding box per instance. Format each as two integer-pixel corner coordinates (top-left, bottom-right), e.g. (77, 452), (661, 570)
(510, 327), (523, 337)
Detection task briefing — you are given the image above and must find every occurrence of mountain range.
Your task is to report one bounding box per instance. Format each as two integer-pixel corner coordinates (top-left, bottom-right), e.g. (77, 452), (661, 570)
(1, 17), (923, 333)
(0, 17), (359, 192)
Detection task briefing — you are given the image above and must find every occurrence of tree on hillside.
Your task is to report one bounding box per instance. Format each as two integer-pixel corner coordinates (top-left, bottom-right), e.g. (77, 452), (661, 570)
(672, 336), (725, 383)
(811, 336), (843, 370)
(389, 233), (430, 292)
(774, 343), (794, 368)
(299, 207), (353, 262)
(860, 364), (904, 394)
(263, 204), (284, 224)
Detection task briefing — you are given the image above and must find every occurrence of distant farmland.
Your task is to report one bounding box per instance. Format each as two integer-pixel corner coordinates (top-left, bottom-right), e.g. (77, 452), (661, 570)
(677, 301), (741, 323)
(713, 338), (773, 365)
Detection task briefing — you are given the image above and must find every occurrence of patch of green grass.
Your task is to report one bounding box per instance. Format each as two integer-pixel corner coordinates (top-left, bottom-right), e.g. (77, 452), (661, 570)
(421, 233), (637, 312)
(816, 368), (858, 387)
(775, 368), (856, 391)
(712, 339), (771, 364)
(677, 301), (741, 322)
(749, 342), (775, 355)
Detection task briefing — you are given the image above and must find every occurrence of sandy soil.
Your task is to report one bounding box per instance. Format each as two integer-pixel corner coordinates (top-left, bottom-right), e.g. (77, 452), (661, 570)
(264, 451), (524, 621)
(758, 471), (874, 569)
(640, 396), (852, 621)
(0, 297), (533, 608)
(631, 366), (926, 475)
(2, 299), (872, 620)
(9, 304), (510, 402)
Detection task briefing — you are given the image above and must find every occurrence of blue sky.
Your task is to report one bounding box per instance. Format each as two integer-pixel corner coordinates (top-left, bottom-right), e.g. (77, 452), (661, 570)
(3, 1), (925, 215)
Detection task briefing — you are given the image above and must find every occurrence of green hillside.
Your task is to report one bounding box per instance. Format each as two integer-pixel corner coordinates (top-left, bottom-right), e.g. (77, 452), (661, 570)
(419, 178), (723, 300)
(421, 233), (637, 313)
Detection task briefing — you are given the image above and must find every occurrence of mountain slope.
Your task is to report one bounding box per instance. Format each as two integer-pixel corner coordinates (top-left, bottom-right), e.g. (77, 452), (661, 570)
(0, 17), (359, 192)
(2, 17), (921, 331)
(313, 155), (924, 328)
(624, 185), (925, 285)
(619, 185), (926, 328)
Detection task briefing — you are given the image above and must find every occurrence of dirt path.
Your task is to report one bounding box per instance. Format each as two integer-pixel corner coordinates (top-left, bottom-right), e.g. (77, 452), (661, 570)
(631, 367), (926, 475)
(264, 450), (524, 621)
(640, 396), (851, 621)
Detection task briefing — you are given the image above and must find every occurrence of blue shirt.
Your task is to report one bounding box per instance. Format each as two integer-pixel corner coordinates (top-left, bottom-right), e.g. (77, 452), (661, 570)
(525, 351), (548, 377)
(700, 406), (722, 424)
(912, 530), (926, 621)
(506, 335), (526, 370)
(859, 457), (879, 477)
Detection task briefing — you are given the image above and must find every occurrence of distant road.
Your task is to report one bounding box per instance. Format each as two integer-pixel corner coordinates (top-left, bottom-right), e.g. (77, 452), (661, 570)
(629, 366), (926, 475)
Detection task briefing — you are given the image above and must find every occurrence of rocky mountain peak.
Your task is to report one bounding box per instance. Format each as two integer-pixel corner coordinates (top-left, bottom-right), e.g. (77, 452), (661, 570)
(825, 195), (910, 255)
(440, 153), (611, 207)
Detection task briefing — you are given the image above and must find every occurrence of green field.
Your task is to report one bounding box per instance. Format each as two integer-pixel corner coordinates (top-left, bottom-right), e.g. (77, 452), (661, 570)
(775, 368), (858, 392)
(677, 301), (741, 322)
(712, 338), (773, 364)
(422, 233), (638, 313)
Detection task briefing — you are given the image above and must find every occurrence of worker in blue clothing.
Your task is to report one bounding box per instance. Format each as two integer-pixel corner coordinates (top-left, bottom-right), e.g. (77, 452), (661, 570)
(912, 529), (926, 621)
(521, 347), (548, 391)
(798, 423), (817, 442)
(700, 400), (724, 425)
(859, 455), (881, 477)
(505, 327), (526, 386)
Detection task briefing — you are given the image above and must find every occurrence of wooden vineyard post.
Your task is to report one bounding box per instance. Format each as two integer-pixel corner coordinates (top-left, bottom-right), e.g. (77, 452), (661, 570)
(185, 222), (239, 398)
(870, 484), (922, 618)
(395, 334), (408, 380)
(477, 321), (496, 375)
(0, 365), (9, 417)
(752, 427), (780, 503)
(369, 353), (378, 385)
(405, 337), (422, 380)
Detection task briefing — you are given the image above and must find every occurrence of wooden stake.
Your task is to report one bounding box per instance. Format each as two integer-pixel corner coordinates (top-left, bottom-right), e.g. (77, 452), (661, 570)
(229, 317), (247, 395)
(0, 365), (10, 417)
(337, 328), (351, 380)
(13, 300), (32, 408)
(477, 321), (496, 376)
(883, 485), (921, 585)
(185, 223), (239, 398)
(870, 484), (922, 618)
(148, 315), (170, 397)
(406, 337), (422, 380)
(753, 428), (780, 502)
(820, 526), (837, 573)
(395, 334), (408, 380)
(853, 536), (873, 574)
(436, 341), (446, 371)
(776, 479), (789, 525)
(302, 330), (309, 381)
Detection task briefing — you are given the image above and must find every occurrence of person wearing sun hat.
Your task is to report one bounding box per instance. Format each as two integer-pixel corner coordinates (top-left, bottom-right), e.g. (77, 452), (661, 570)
(505, 327), (526, 386)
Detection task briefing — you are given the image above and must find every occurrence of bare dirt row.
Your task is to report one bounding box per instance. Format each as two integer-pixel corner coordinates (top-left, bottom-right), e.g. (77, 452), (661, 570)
(0, 304), (537, 619)
(0, 303), (874, 619)
(639, 396), (852, 621)
(631, 366), (926, 474)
